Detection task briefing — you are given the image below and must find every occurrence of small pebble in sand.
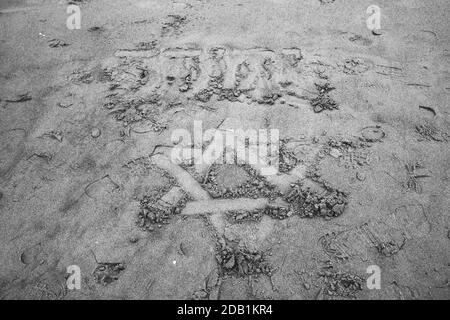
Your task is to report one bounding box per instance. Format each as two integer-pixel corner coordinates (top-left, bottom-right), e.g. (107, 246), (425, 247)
(329, 148), (342, 158)
(91, 128), (101, 138)
(372, 29), (384, 36)
(356, 172), (366, 181)
(128, 236), (139, 244)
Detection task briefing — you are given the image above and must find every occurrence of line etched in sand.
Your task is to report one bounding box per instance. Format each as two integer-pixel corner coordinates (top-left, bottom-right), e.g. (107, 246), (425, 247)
(182, 198), (269, 216)
(194, 117), (281, 177)
(151, 154), (210, 201)
(158, 186), (185, 206)
(114, 49), (160, 58)
(194, 117), (306, 192)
